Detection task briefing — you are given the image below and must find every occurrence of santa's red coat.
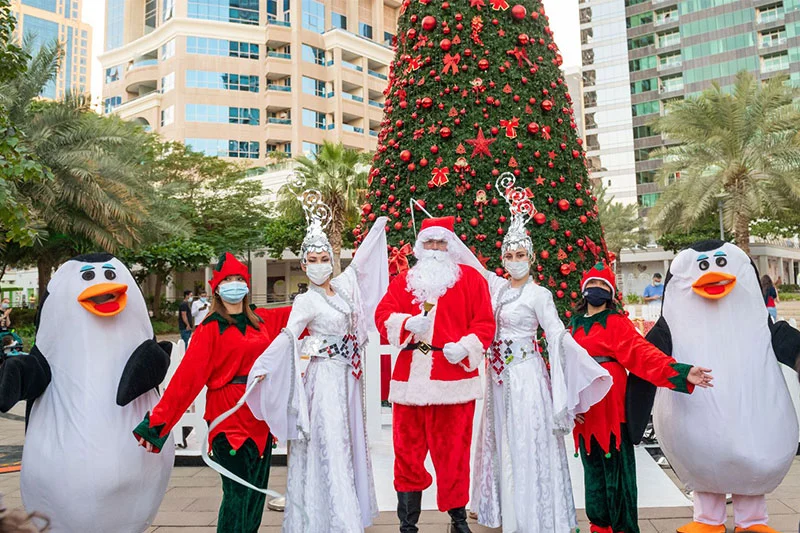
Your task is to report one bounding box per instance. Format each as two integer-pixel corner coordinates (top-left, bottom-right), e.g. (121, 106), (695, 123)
(375, 265), (495, 406)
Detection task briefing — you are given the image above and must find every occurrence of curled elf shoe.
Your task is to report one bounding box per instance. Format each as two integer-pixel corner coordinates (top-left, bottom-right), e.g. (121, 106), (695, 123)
(734, 526), (781, 533)
(589, 524), (613, 533)
(676, 522), (726, 533)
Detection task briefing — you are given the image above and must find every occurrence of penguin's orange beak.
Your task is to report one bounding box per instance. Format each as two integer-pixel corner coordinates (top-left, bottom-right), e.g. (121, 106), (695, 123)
(692, 272), (737, 300)
(78, 283), (128, 316)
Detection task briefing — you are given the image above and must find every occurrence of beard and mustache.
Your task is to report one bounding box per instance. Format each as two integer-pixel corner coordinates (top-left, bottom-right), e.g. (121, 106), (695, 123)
(406, 248), (461, 305)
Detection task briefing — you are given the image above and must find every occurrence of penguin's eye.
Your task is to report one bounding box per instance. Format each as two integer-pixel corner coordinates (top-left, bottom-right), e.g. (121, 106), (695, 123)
(715, 257), (727, 268)
(698, 260), (710, 271)
(104, 269), (116, 280)
(81, 270), (95, 281)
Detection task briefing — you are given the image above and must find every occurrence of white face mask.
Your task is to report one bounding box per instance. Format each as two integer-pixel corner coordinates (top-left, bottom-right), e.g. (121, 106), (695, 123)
(504, 260), (530, 280)
(306, 263), (333, 286)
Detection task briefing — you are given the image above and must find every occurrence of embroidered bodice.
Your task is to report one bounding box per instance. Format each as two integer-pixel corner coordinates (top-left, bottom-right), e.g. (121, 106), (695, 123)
(286, 270), (356, 339)
(487, 276), (567, 342)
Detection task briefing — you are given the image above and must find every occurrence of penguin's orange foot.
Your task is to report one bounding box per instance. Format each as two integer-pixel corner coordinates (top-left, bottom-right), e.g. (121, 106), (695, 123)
(734, 525), (780, 533)
(676, 521), (726, 533)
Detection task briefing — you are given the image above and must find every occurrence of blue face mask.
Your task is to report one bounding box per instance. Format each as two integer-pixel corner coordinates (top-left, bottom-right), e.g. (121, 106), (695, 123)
(218, 281), (249, 304)
(583, 286), (613, 307)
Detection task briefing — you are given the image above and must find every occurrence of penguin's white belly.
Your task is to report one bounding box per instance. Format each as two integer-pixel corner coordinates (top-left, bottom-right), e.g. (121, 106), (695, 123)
(21, 383), (174, 533)
(654, 349), (797, 495)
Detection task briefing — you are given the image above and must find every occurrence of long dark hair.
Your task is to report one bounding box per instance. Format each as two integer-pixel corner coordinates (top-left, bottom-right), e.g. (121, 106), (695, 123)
(761, 275), (774, 299)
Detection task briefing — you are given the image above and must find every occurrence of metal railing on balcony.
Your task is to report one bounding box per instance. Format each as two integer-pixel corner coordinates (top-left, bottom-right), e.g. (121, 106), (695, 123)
(267, 18), (291, 27)
(267, 84), (292, 92)
(369, 130), (379, 137)
(131, 59), (158, 69)
(657, 60), (682, 70)
(343, 93), (364, 102)
(659, 83), (684, 93)
(368, 69), (388, 80)
(343, 124), (365, 134)
(268, 118), (292, 125)
(658, 37), (681, 48)
(763, 59), (790, 72)
(758, 11), (784, 24)
(268, 52), (291, 59)
(760, 36), (787, 47)
(343, 61), (363, 72)
(654, 14), (678, 26)
(368, 100), (384, 108)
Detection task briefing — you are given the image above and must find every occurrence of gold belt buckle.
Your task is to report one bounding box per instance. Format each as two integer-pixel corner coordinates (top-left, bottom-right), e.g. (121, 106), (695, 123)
(417, 342), (432, 355)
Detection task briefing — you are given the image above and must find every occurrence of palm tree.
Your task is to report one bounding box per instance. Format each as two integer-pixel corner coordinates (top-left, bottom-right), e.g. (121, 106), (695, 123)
(593, 181), (645, 262)
(648, 71), (800, 254)
(276, 141), (368, 274)
(3, 41), (183, 293)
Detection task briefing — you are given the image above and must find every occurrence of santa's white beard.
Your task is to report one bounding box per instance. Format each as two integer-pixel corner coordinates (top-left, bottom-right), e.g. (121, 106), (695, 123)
(407, 249), (461, 304)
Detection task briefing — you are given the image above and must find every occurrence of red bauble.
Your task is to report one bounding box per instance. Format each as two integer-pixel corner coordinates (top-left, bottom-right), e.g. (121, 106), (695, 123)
(565, 310), (572, 318)
(440, 127), (452, 138)
(575, 198), (584, 207)
(419, 157), (429, 167)
(518, 33), (530, 45)
(400, 150), (412, 162)
(362, 203), (372, 215)
(558, 199), (570, 211)
(470, 217), (479, 227)
(571, 291), (578, 299)
(549, 238), (557, 246)
(421, 97), (433, 109)
(495, 241), (502, 248)
(541, 100), (553, 111)
(440, 38), (452, 51)
(368, 213), (376, 221)
(437, 203), (444, 210)
(496, 267), (505, 276)
(430, 145), (439, 154)
(511, 4), (527, 19)
(527, 122), (540, 134)
(497, 228), (504, 235)
(564, 230), (572, 237)
(407, 28), (417, 40)
(478, 58), (490, 70)
(540, 250), (550, 260)
(560, 282), (568, 289)
(422, 15), (437, 31)
(576, 238), (585, 247)
(580, 215), (588, 223)
(456, 203), (463, 210)
(560, 264), (571, 276)
(394, 222), (403, 230)
(408, 163), (416, 171)
(556, 290), (564, 298)
(534, 212), (547, 225)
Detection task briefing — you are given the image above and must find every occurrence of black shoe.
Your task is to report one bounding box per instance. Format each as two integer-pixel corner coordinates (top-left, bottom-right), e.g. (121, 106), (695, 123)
(448, 507), (471, 533)
(397, 491), (422, 533)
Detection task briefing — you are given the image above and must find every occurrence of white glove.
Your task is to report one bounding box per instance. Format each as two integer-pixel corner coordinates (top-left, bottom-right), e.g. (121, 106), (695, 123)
(443, 342), (468, 364)
(405, 314), (431, 335)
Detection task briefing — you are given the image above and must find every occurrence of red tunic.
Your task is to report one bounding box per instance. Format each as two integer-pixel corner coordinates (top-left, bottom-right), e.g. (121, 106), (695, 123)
(569, 309), (693, 454)
(148, 306), (291, 454)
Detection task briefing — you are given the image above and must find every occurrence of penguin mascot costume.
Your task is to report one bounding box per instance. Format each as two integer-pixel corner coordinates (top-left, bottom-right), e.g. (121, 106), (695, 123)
(636, 241), (800, 533)
(0, 253), (175, 532)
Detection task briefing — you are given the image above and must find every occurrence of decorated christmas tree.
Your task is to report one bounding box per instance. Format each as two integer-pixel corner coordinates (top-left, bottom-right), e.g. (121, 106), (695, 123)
(358, 0), (613, 320)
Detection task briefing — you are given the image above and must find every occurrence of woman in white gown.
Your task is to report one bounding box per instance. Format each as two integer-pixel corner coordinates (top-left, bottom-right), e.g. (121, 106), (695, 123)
(471, 174), (612, 533)
(247, 191), (388, 533)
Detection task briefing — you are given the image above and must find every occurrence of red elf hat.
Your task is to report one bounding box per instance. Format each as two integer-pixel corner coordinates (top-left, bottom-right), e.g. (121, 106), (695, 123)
(580, 261), (617, 297)
(209, 252), (250, 292)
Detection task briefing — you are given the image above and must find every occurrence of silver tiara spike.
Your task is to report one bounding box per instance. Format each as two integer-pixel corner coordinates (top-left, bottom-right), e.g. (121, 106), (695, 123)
(495, 172), (536, 257)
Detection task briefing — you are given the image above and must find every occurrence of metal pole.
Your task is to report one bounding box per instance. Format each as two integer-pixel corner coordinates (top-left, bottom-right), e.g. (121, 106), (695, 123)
(718, 198), (725, 240)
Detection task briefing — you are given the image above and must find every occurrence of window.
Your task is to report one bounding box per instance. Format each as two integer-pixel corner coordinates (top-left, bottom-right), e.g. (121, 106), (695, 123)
(186, 70), (259, 92)
(632, 100), (660, 117)
(658, 31), (680, 48)
(654, 8), (678, 25)
(187, 37), (259, 59)
(658, 52), (682, 70)
(105, 65), (122, 83)
(302, 109), (326, 129)
(22, 0), (57, 13)
(583, 70), (596, 87)
(359, 22), (373, 39)
(581, 28), (593, 46)
(760, 28), (787, 48)
(630, 78), (656, 94)
(302, 76), (326, 97)
(633, 125), (654, 139)
(636, 171), (656, 184)
(163, 0), (175, 21)
(106, 0), (124, 50)
(161, 39), (175, 60)
(763, 52), (789, 72)
(384, 32), (395, 47)
(188, 0), (259, 25)
(104, 96), (122, 114)
(145, 0), (157, 31)
(630, 56), (657, 72)
(302, 44), (325, 65)
(186, 104), (260, 125)
(638, 193), (661, 208)
(303, 0), (325, 33)
(331, 12), (347, 29)
(186, 139), (260, 158)
(626, 12), (653, 28)
(161, 72), (175, 93)
(303, 142), (321, 157)
(634, 148), (655, 161)
(683, 34), (755, 61)
(758, 4), (784, 24)
(660, 75), (683, 93)
(628, 34), (654, 50)
(161, 106), (174, 127)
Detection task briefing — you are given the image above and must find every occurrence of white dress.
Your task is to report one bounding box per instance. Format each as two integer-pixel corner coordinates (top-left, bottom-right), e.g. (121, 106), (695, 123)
(471, 277), (611, 533)
(247, 218), (388, 533)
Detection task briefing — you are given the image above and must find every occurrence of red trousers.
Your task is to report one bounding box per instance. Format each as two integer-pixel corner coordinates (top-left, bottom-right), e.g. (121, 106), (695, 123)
(392, 401), (475, 512)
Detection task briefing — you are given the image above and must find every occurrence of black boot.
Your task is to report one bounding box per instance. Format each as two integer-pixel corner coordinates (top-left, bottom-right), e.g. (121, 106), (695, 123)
(448, 507), (472, 533)
(397, 491), (422, 533)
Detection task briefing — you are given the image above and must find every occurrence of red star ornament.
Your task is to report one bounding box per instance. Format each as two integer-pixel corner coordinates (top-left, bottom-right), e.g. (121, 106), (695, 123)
(476, 251), (491, 268)
(548, 150), (557, 160)
(466, 127), (497, 158)
(535, 176), (545, 186)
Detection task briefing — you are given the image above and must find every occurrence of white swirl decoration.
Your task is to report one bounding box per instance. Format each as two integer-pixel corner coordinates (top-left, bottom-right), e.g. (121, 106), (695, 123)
(494, 172), (536, 224)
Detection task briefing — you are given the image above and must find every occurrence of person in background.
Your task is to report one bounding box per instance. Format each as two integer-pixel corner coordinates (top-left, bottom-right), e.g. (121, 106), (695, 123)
(761, 275), (779, 321)
(0, 299), (11, 331)
(178, 290), (194, 345)
(642, 273), (664, 308)
(192, 290), (211, 325)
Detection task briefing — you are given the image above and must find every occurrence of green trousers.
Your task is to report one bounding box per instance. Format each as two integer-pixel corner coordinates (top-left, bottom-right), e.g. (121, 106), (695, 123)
(210, 433), (273, 533)
(579, 427), (639, 533)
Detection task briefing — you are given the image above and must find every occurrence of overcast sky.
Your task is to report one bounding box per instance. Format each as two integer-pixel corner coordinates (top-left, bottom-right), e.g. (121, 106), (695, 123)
(82, 0), (580, 100)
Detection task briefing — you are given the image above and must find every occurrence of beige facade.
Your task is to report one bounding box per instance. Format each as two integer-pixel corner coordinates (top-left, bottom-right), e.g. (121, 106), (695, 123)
(99, 0), (398, 164)
(11, 0), (92, 99)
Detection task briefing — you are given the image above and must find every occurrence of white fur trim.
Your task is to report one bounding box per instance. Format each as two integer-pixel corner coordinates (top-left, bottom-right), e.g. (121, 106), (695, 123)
(457, 333), (486, 372)
(385, 313), (412, 348)
(389, 376), (482, 405)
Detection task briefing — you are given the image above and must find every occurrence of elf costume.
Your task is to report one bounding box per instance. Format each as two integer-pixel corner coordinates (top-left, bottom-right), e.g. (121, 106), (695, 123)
(569, 263), (695, 533)
(133, 253), (290, 533)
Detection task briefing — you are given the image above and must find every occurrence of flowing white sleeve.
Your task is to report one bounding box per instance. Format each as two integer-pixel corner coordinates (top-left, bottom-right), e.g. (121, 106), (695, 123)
(532, 287), (613, 435)
(344, 216), (389, 333)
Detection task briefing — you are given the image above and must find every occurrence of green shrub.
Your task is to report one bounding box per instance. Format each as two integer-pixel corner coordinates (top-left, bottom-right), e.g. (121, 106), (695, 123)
(779, 284), (800, 293)
(151, 320), (178, 335)
(625, 293), (643, 305)
(8, 307), (37, 328)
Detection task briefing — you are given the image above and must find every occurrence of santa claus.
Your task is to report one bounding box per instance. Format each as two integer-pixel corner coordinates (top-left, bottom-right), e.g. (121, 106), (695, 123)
(375, 216), (496, 533)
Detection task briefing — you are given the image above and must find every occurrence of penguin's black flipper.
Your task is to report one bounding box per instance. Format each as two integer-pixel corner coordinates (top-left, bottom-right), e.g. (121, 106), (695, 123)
(626, 317), (673, 445)
(769, 318), (800, 372)
(116, 338), (171, 407)
(0, 345), (51, 413)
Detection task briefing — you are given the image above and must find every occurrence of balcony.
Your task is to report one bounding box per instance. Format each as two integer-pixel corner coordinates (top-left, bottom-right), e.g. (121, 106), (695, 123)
(760, 37), (787, 48)
(268, 51), (291, 60)
(342, 124), (364, 134)
(131, 58), (158, 69)
(763, 59), (790, 73)
(343, 61), (364, 72)
(660, 83), (684, 93)
(369, 130), (379, 137)
(758, 11), (784, 24)
(342, 93), (364, 103)
(368, 100), (384, 108)
(267, 18), (291, 27)
(268, 117), (292, 125)
(368, 69), (388, 80)
(267, 84), (292, 92)
(658, 36), (680, 48)
(654, 14), (679, 26)
(658, 60), (682, 71)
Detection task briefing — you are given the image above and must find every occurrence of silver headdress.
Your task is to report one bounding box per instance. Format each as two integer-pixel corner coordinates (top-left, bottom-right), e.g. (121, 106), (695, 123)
(287, 174), (333, 262)
(495, 172), (536, 257)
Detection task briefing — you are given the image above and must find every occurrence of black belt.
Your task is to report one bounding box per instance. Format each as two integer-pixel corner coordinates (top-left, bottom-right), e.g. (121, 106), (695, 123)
(593, 356), (616, 364)
(402, 341), (443, 355)
(228, 375), (248, 385)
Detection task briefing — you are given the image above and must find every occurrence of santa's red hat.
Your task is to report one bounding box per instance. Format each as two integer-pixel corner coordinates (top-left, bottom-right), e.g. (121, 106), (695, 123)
(209, 252), (250, 292)
(580, 261), (616, 297)
(420, 216), (455, 234)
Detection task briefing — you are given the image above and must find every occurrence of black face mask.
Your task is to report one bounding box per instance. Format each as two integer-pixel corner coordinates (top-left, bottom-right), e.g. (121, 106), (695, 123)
(583, 286), (613, 307)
